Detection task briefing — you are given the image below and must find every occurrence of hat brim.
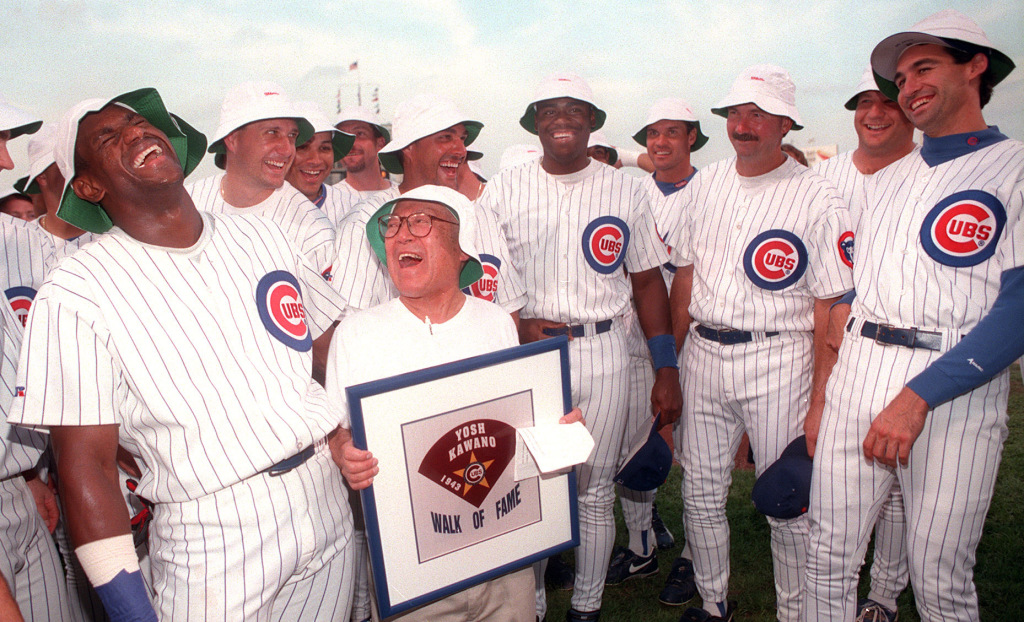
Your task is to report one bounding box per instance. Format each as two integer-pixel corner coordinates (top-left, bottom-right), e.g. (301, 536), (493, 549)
(13, 175), (36, 195)
(632, 121), (710, 152)
(519, 102), (607, 135)
(57, 88), (208, 234)
(710, 104), (804, 131)
(378, 121), (483, 175)
(331, 130), (356, 162)
(365, 199), (484, 289)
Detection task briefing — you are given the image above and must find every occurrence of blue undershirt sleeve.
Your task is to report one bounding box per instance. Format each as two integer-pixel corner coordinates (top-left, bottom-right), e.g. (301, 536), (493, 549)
(906, 266), (1024, 408)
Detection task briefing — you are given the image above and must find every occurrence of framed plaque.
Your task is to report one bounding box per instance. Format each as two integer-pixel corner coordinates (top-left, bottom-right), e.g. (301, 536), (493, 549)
(347, 336), (577, 618)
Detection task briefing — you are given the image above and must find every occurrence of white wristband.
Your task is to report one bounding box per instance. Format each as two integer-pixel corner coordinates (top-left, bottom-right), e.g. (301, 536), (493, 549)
(76, 534), (140, 587)
(617, 149), (642, 168)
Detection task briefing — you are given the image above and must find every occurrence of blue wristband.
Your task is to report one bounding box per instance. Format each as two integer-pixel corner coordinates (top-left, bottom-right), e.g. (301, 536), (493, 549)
(647, 334), (678, 370)
(94, 570), (158, 622)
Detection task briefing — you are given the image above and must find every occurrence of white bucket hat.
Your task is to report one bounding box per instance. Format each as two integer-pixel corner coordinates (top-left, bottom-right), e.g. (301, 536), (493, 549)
(335, 105), (391, 143)
(377, 94), (482, 175)
(711, 64), (804, 130)
(207, 81), (314, 169)
(14, 124), (58, 194)
(844, 66), (892, 111)
(365, 184), (483, 289)
(0, 95), (41, 138)
(498, 144), (542, 171)
(632, 98), (709, 151)
(54, 88), (207, 234)
(587, 131), (618, 165)
(519, 72), (607, 134)
(870, 9), (1015, 102)
(292, 101), (355, 161)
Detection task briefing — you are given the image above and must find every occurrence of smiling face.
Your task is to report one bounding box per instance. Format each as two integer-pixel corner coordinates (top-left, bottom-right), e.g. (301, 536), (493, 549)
(0, 196), (37, 221)
(384, 199), (467, 301)
(534, 97), (594, 174)
(338, 120), (385, 175)
(645, 119), (696, 181)
(223, 118), (299, 192)
(893, 43), (987, 137)
(400, 124), (468, 189)
(726, 103), (791, 173)
(853, 90), (915, 155)
(285, 131), (335, 201)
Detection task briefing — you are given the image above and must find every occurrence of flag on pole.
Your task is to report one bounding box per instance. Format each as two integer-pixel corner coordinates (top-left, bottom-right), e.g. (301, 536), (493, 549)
(349, 61), (359, 71)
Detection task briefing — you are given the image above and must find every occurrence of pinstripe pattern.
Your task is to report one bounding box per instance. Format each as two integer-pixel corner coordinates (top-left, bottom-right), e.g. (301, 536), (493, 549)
(616, 308), (655, 544)
(330, 193), (526, 313)
(0, 477), (73, 621)
(0, 215), (48, 328)
(666, 156), (853, 621)
(10, 213), (346, 503)
(187, 173), (338, 279)
(805, 140), (1024, 621)
(149, 445), (354, 621)
(815, 149), (909, 610)
(480, 159), (669, 324)
(326, 179), (400, 228)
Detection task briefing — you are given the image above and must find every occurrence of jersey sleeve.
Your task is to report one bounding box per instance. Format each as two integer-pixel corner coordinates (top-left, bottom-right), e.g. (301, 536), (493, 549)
(295, 253), (348, 338)
(291, 196), (338, 280)
(472, 202), (527, 314)
(804, 188), (855, 300)
(995, 167), (1024, 271)
(660, 187), (695, 269)
(11, 290), (124, 428)
(331, 203), (394, 310)
(623, 185), (670, 273)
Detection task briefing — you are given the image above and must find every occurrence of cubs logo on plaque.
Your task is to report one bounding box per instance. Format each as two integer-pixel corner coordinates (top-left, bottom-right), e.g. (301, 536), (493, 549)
(346, 337), (578, 618)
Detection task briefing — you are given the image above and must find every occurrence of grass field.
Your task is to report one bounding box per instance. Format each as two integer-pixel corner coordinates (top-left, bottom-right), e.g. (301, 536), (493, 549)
(545, 369), (1024, 621)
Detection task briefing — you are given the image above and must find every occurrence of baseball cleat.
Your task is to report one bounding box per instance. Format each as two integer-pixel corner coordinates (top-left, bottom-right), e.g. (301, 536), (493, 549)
(678, 600), (736, 622)
(605, 545), (659, 585)
(658, 556), (698, 606)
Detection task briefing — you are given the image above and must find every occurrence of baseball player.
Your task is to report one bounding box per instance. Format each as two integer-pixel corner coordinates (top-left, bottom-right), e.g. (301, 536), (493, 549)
(805, 10), (1023, 621)
(186, 81), (337, 282)
(0, 94), (74, 622)
(284, 101), (355, 227)
(812, 67), (915, 622)
(333, 105), (399, 215)
(478, 72), (682, 622)
(0, 189), (36, 221)
(8, 89), (355, 621)
(662, 65), (853, 622)
(607, 98), (710, 598)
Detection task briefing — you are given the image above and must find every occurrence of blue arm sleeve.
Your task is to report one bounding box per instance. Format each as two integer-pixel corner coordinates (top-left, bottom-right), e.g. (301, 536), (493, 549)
(833, 289), (856, 308)
(907, 266), (1024, 408)
(94, 570), (157, 622)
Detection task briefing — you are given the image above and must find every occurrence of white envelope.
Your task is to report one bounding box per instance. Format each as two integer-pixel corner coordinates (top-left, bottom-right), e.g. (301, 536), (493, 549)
(514, 422), (595, 481)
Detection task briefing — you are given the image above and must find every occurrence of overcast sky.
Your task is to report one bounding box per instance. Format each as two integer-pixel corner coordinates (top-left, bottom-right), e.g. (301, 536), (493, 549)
(2, 0), (1021, 181)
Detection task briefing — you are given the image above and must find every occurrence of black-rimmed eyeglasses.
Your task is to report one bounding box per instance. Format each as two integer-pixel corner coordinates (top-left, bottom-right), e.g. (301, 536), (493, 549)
(378, 213), (458, 239)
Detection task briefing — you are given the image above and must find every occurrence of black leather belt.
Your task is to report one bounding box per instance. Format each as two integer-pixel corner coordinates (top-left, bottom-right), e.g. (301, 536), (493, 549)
(851, 320), (943, 351)
(695, 324), (779, 345)
(265, 442), (319, 477)
(542, 319), (613, 338)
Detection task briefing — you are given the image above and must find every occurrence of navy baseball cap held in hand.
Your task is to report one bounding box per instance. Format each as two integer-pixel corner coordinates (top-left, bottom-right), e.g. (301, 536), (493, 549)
(751, 435), (813, 519)
(614, 414), (672, 492)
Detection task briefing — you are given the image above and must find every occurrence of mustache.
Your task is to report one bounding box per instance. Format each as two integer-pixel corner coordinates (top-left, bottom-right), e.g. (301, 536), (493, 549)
(731, 132), (758, 142)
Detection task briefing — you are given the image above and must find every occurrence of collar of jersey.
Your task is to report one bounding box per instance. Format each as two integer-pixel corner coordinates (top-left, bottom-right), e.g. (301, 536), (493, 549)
(653, 167), (698, 197)
(312, 184), (327, 208)
(921, 126), (1007, 167)
(111, 211), (213, 256)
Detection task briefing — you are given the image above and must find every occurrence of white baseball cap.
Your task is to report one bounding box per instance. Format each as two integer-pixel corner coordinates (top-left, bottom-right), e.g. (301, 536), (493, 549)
(870, 9), (1015, 102)
(468, 160), (486, 183)
(377, 94), (483, 175)
(0, 185), (25, 202)
(632, 98), (709, 151)
(587, 131), (618, 165)
(365, 184), (483, 289)
(14, 124), (58, 194)
(335, 105), (391, 143)
(293, 101), (355, 161)
(519, 72), (607, 134)
(711, 64), (804, 130)
(0, 95), (41, 138)
(844, 66), (891, 111)
(498, 144), (542, 171)
(207, 81), (314, 169)
(54, 88), (207, 234)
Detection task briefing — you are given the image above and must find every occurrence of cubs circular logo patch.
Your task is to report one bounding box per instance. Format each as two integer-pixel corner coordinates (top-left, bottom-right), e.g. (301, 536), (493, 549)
(417, 419), (517, 508)
(920, 190), (1005, 267)
(837, 231), (855, 268)
(743, 229), (808, 290)
(582, 216), (630, 274)
(464, 254), (500, 302)
(5, 286), (36, 328)
(255, 271), (311, 352)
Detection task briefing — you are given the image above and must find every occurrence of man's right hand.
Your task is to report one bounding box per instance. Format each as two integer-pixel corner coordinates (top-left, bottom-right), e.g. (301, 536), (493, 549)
(330, 428), (378, 490)
(518, 318), (570, 344)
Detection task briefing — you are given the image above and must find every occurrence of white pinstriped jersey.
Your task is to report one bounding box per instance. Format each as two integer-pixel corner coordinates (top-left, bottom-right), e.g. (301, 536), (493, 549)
(187, 173), (337, 279)
(815, 150), (871, 229)
(9, 213), (347, 503)
(331, 193), (527, 313)
(666, 156), (854, 332)
(0, 298), (46, 479)
(479, 159), (669, 324)
(325, 178), (400, 227)
(850, 140), (1024, 333)
(26, 219), (97, 279)
(0, 214), (48, 328)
